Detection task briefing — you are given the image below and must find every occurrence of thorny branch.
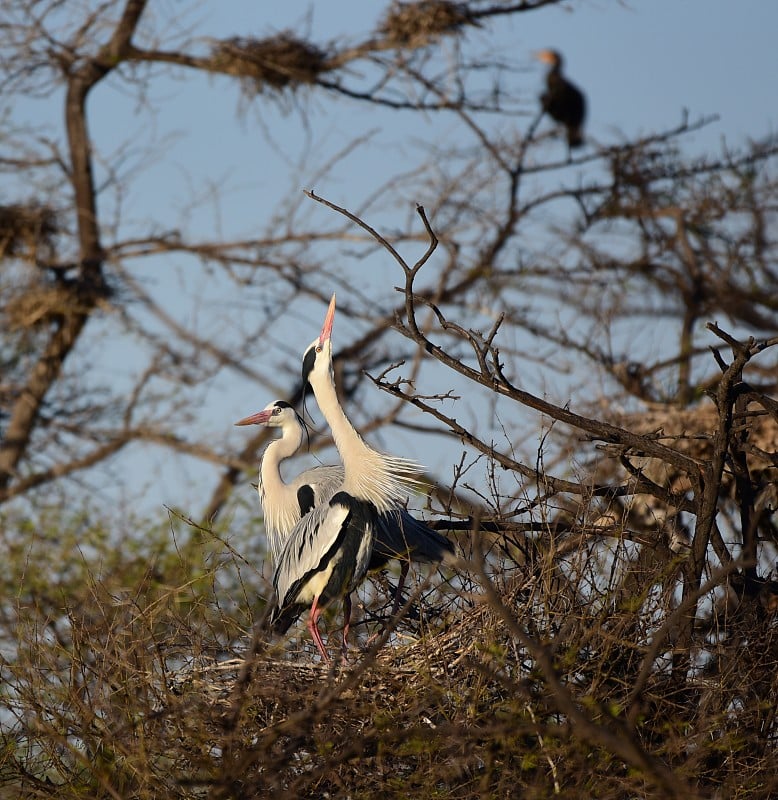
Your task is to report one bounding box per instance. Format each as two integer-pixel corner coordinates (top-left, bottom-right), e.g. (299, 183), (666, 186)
(306, 188), (778, 715)
(305, 192), (704, 477)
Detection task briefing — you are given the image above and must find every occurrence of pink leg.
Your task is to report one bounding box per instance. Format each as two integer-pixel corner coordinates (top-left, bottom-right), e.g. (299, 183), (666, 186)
(307, 595), (330, 662)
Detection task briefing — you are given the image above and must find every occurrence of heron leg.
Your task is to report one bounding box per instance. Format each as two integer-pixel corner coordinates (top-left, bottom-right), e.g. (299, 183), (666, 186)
(341, 593), (352, 658)
(390, 560), (410, 617)
(365, 561), (412, 648)
(307, 595), (330, 663)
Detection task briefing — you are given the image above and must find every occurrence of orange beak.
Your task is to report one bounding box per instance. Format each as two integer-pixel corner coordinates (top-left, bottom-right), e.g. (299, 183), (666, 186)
(534, 49), (557, 65)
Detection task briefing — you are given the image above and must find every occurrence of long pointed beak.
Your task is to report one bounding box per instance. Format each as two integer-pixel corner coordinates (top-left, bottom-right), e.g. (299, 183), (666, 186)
(234, 409), (273, 426)
(319, 293), (335, 346)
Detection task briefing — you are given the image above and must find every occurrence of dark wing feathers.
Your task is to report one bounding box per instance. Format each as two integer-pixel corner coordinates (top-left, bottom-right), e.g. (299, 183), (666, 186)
(296, 484), (316, 517)
(370, 508), (455, 570)
(272, 502), (351, 621)
(271, 493), (376, 634)
(542, 73), (586, 147)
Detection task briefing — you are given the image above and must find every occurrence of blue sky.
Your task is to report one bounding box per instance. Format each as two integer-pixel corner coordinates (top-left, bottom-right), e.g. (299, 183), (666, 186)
(83, 1), (778, 236)
(184, 1), (777, 144)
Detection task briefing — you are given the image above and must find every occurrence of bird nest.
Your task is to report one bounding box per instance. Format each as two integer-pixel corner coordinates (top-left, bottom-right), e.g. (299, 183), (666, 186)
(168, 576), (531, 719)
(210, 34), (327, 94)
(2, 284), (77, 330)
(379, 0), (474, 45)
(0, 203), (57, 261)
(2, 277), (110, 330)
(608, 401), (778, 469)
(154, 576), (545, 799)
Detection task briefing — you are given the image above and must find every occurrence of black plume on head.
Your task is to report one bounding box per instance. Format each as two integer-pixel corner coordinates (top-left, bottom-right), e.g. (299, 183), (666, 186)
(301, 344), (317, 386)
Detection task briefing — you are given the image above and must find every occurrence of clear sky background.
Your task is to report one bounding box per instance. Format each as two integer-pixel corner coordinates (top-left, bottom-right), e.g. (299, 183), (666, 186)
(10, 0), (778, 521)
(80, 0), (778, 242)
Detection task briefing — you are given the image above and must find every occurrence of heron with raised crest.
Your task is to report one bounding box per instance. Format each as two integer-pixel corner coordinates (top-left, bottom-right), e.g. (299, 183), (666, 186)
(253, 295), (450, 660)
(235, 398), (454, 605)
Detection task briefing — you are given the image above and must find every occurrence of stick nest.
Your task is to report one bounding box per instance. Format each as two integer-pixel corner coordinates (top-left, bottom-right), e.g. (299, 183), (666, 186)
(3, 284), (82, 330)
(169, 576), (529, 723)
(379, 1), (475, 45)
(0, 203), (57, 261)
(2, 276), (111, 330)
(210, 34), (328, 94)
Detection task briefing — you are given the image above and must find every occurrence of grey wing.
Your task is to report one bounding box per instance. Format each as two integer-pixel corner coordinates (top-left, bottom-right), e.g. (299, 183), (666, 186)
(289, 464), (344, 508)
(272, 500), (350, 610)
(371, 508), (455, 569)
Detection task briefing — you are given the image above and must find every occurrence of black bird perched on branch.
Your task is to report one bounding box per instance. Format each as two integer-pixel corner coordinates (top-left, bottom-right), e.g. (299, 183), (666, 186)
(536, 49), (586, 150)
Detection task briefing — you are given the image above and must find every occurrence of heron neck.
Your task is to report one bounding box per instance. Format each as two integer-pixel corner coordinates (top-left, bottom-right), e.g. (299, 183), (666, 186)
(311, 369), (369, 470)
(310, 366), (403, 513)
(260, 424), (305, 549)
(260, 424), (303, 493)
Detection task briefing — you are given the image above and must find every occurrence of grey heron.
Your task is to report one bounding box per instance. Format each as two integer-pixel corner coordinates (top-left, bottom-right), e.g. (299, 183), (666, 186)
(266, 295), (435, 660)
(536, 49), (586, 149)
(234, 398), (454, 597)
(234, 400), (323, 563)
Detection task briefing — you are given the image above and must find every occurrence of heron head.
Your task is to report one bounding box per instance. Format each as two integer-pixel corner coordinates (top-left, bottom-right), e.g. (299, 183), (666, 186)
(234, 399), (297, 429)
(301, 293), (335, 387)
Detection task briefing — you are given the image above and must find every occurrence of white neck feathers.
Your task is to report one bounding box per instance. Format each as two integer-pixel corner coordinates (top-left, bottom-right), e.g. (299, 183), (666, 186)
(259, 422), (305, 555)
(310, 363), (424, 513)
